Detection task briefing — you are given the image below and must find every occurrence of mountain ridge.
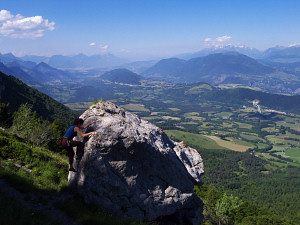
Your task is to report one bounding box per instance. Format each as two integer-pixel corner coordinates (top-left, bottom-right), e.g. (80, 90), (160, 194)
(143, 52), (275, 83)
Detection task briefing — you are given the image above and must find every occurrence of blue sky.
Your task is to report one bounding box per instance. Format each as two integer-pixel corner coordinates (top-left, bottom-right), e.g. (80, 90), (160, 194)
(0, 0), (300, 60)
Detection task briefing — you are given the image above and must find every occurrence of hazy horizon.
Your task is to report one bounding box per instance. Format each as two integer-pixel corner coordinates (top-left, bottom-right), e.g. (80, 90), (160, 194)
(1, 0), (300, 60)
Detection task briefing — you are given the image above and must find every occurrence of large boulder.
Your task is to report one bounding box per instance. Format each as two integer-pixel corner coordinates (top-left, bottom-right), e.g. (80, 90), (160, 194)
(68, 102), (204, 224)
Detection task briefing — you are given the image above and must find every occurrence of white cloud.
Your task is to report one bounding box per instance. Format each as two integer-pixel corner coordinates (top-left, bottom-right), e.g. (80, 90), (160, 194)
(216, 35), (232, 42)
(0, 10), (55, 39)
(99, 44), (108, 50)
(89, 42), (96, 46)
(288, 43), (300, 47)
(203, 35), (233, 47)
(204, 38), (212, 42)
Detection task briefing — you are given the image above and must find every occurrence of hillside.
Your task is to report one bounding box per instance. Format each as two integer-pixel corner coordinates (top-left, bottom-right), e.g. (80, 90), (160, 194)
(144, 58), (186, 77)
(100, 68), (142, 84)
(143, 52), (275, 83)
(177, 45), (263, 59)
(263, 46), (300, 63)
(0, 72), (78, 126)
(28, 62), (75, 83)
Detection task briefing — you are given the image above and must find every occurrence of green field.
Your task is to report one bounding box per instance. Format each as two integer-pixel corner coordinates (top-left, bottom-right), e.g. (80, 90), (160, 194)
(285, 148), (300, 162)
(165, 130), (227, 150)
(65, 101), (93, 111)
(204, 136), (250, 152)
(240, 134), (263, 141)
(121, 103), (150, 112)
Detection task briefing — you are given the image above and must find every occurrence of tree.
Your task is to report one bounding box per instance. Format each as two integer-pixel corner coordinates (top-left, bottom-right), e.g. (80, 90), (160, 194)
(47, 119), (66, 152)
(215, 193), (242, 225)
(10, 103), (55, 147)
(10, 103), (37, 140)
(0, 98), (12, 128)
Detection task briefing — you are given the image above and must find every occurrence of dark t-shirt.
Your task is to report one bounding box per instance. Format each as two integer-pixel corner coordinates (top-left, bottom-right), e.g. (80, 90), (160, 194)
(64, 125), (77, 140)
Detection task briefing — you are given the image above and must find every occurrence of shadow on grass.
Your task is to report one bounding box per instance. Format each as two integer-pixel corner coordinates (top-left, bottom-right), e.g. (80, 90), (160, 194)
(0, 165), (151, 225)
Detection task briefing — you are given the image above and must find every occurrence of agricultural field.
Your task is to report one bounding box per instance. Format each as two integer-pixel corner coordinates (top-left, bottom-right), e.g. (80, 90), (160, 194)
(164, 130), (226, 150)
(203, 135), (251, 152)
(59, 81), (300, 223)
(120, 103), (150, 112)
(64, 81), (300, 168)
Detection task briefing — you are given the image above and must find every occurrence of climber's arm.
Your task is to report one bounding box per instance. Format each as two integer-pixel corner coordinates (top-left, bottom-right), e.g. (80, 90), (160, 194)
(74, 126), (96, 137)
(83, 121), (95, 129)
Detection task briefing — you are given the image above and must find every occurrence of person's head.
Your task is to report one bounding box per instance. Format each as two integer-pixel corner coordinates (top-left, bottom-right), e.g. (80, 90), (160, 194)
(73, 118), (84, 126)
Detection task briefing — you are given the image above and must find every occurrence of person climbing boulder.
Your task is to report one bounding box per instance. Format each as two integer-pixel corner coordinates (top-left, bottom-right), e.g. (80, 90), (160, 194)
(60, 118), (96, 172)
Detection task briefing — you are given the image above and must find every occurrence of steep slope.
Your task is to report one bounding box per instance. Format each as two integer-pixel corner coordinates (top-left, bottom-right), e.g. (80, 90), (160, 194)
(0, 62), (38, 84)
(143, 58), (186, 77)
(28, 62), (75, 83)
(0, 72), (78, 126)
(100, 68), (142, 84)
(0, 53), (20, 64)
(0, 62), (14, 76)
(0, 53), (37, 69)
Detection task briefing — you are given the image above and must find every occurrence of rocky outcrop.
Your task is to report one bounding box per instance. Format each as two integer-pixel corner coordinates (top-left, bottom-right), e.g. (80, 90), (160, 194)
(68, 102), (204, 224)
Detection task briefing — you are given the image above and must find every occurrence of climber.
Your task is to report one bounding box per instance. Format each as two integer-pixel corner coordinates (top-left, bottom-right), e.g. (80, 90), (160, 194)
(60, 118), (96, 172)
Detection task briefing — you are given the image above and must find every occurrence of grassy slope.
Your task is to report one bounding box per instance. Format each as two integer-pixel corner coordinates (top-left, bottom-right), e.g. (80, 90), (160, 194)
(0, 129), (145, 225)
(165, 129), (227, 150)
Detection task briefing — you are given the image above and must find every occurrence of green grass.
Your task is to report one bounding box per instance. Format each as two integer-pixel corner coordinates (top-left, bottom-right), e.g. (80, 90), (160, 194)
(184, 112), (200, 117)
(0, 129), (148, 225)
(285, 148), (300, 162)
(204, 136), (250, 152)
(165, 130), (227, 150)
(256, 143), (270, 149)
(240, 134), (263, 141)
(121, 104), (150, 112)
(214, 112), (233, 118)
(235, 122), (253, 129)
(227, 137), (254, 147)
(266, 136), (286, 144)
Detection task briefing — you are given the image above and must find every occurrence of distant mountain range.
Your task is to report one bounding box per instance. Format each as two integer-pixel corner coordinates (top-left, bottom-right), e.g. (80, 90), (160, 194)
(262, 45), (300, 63)
(177, 45), (300, 63)
(1, 45), (300, 95)
(177, 45), (263, 59)
(0, 59), (74, 84)
(143, 52), (275, 82)
(21, 53), (129, 69)
(142, 51), (300, 94)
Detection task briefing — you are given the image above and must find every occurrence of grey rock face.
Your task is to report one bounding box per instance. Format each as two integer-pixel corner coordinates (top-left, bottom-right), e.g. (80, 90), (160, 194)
(68, 102), (204, 224)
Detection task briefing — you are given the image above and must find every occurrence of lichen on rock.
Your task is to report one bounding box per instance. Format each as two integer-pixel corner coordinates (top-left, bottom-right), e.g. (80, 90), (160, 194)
(68, 102), (204, 224)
